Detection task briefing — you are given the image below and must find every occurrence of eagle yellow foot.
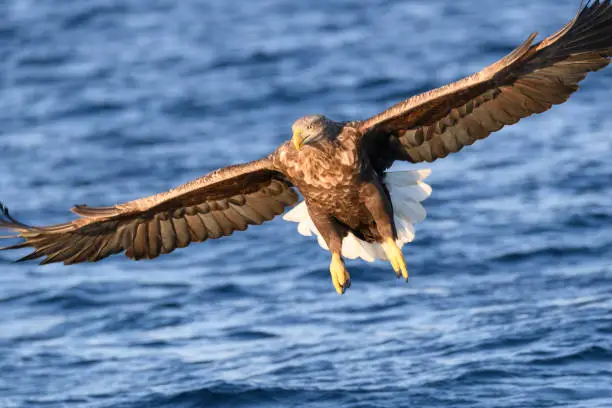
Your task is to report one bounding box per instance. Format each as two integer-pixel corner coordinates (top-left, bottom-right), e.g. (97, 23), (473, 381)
(330, 253), (351, 295)
(383, 238), (409, 281)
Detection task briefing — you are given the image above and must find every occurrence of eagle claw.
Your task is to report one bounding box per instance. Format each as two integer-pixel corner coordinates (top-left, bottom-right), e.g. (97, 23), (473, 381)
(330, 253), (351, 295)
(383, 238), (409, 281)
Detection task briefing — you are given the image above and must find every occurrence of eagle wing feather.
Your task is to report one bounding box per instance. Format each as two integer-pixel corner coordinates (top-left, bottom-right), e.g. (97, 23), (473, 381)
(0, 158), (298, 265)
(359, 1), (612, 169)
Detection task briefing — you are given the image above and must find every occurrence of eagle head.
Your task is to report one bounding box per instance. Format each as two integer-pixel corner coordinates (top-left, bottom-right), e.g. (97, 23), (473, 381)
(291, 115), (338, 151)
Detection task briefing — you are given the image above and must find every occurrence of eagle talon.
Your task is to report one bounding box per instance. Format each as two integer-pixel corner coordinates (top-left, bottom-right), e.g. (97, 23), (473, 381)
(383, 238), (408, 281)
(330, 253), (350, 295)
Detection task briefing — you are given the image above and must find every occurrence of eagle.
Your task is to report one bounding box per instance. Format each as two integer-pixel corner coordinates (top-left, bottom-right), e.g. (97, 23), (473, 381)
(2, 1), (612, 294)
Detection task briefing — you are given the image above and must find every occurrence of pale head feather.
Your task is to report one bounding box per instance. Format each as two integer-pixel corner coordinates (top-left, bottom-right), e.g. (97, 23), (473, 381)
(291, 115), (339, 146)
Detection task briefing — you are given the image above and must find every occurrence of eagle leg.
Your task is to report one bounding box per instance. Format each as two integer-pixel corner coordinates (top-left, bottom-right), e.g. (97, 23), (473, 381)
(307, 210), (351, 294)
(382, 238), (408, 281)
(360, 181), (409, 280)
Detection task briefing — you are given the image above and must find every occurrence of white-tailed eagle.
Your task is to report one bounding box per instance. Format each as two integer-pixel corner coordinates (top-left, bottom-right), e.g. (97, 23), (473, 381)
(2, 1), (612, 294)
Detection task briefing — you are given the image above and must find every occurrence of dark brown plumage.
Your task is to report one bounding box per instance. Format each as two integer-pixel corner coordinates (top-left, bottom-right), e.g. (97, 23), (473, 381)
(0, 160), (298, 264)
(360, 1), (612, 170)
(2, 1), (612, 294)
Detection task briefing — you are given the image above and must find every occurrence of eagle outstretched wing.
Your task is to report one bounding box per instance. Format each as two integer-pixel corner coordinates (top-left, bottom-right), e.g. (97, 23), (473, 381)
(359, 0), (612, 171)
(0, 158), (297, 265)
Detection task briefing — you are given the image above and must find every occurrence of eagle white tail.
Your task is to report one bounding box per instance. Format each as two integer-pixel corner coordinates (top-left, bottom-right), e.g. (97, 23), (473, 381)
(283, 169), (432, 262)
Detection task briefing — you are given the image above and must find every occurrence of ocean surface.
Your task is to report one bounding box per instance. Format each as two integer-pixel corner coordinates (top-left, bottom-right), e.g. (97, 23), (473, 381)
(1, 0), (611, 407)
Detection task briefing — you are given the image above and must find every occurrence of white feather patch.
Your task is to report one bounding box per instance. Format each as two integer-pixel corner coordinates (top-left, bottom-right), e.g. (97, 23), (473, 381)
(283, 169), (432, 262)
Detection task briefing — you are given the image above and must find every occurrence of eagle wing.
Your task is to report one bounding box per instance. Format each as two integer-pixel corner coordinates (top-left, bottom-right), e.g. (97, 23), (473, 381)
(358, 1), (612, 170)
(0, 158), (298, 265)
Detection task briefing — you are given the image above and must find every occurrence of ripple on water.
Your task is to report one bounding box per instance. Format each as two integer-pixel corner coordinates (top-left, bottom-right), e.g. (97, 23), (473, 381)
(1, 1), (612, 407)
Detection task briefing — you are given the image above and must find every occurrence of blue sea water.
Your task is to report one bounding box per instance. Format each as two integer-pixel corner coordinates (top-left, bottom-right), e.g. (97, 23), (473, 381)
(1, 0), (612, 407)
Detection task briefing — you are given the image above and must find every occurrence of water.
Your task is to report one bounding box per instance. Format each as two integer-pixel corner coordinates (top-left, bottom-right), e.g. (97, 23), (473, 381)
(1, 0), (611, 407)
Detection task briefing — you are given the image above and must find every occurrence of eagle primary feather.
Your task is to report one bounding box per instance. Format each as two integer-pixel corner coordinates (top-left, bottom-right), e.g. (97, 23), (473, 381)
(0, 159), (298, 264)
(359, 0), (612, 167)
(2, 1), (611, 294)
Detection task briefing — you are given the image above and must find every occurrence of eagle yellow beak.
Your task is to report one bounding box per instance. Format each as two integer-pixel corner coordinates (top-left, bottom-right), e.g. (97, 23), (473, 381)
(292, 130), (304, 151)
